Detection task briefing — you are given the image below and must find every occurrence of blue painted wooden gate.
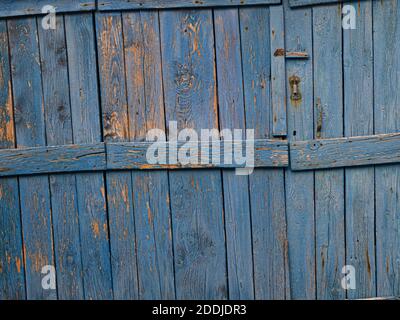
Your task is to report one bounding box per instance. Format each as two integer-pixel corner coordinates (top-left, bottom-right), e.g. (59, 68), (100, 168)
(0, 0), (399, 300)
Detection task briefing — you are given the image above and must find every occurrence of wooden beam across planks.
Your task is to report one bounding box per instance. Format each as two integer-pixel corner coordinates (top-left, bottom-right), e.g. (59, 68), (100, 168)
(0, 0), (282, 18)
(98, 0), (282, 11)
(0, 143), (106, 176)
(291, 132), (400, 171)
(0, 139), (288, 177)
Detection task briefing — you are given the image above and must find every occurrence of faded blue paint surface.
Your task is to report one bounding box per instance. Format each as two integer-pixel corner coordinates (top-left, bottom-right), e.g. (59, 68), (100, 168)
(0, 0), (399, 300)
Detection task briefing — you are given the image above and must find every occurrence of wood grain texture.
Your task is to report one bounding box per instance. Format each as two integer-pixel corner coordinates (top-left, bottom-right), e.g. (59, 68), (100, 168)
(0, 19), (26, 300)
(38, 15), (84, 300)
(129, 166), (174, 300)
(65, 13), (113, 300)
(240, 6), (289, 300)
(270, 5), (287, 137)
(160, 9), (227, 299)
(283, 0), (316, 299)
(291, 133), (400, 171)
(312, 4), (345, 300)
(98, 0), (281, 11)
(214, 8), (254, 300)
(0, 138), (287, 177)
(103, 10), (172, 300)
(124, 10), (179, 300)
(107, 140), (288, 170)
(8, 17), (56, 300)
(0, 0), (95, 18)
(3, 0), (399, 302)
(373, 0), (400, 298)
(96, 12), (139, 300)
(0, 143), (106, 177)
(343, 0), (376, 299)
(289, 0), (367, 7)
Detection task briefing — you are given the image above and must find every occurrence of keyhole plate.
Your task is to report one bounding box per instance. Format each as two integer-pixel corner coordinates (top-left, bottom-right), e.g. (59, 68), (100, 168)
(289, 75), (302, 102)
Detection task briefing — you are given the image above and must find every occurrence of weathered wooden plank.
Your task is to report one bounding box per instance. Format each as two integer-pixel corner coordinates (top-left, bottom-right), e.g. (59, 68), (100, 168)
(0, 143), (106, 177)
(0, 178), (25, 299)
(289, 0), (367, 7)
(0, 138), (286, 177)
(240, 6), (289, 300)
(96, 12), (139, 300)
(123, 10), (180, 300)
(291, 133), (400, 171)
(8, 17), (56, 300)
(160, 9), (227, 299)
(65, 13), (113, 300)
(98, 0), (281, 11)
(0, 19), (25, 300)
(312, 4), (345, 300)
(284, 51), (309, 59)
(107, 140), (288, 170)
(283, 0), (316, 299)
(37, 15), (84, 300)
(343, 0), (376, 299)
(0, 0), (96, 17)
(214, 8), (254, 300)
(0, 0), (95, 18)
(270, 5), (287, 137)
(374, 0), (400, 298)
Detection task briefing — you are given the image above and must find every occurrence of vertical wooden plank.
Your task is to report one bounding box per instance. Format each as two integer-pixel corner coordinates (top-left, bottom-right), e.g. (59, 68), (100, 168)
(283, 0), (316, 299)
(313, 4), (345, 300)
(214, 8), (254, 300)
(0, 19), (25, 300)
(374, 0), (400, 298)
(270, 5), (287, 137)
(38, 15), (84, 300)
(160, 9), (228, 299)
(8, 17), (56, 300)
(240, 6), (289, 300)
(96, 11), (139, 300)
(65, 13), (113, 300)
(123, 10), (175, 299)
(343, 0), (376, 299)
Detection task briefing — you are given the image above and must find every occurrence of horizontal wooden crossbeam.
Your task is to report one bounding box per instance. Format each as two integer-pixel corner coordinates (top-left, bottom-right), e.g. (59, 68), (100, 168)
(98, 0), (282, 11)
(0, 0), (282, 18)
(289, 0), (367, 8)
(0, 139), (288, 177)
(290, 133), (400, 171)
(3, 132), (400, 177)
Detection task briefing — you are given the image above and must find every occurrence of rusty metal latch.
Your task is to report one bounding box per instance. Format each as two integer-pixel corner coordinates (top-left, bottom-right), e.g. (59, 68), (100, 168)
(289, 75), (301, 101)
